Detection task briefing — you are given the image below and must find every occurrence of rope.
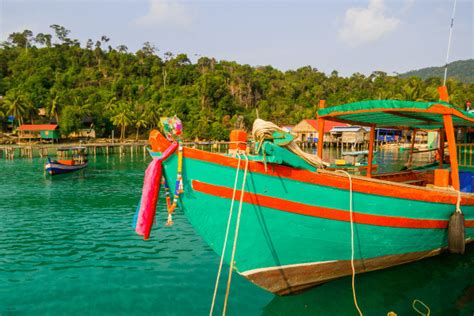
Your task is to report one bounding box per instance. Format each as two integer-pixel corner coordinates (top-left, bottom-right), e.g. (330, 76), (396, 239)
(443, 0), (457, 86)
(222, 153), (249, 316)
(449, 186), (462, 214)
(455, 188), (462, 213)
(252, 118), (328, 168)
(335, 170), (363, 316)
(412, 299), (431, 316)
(209, 153), (242, 316)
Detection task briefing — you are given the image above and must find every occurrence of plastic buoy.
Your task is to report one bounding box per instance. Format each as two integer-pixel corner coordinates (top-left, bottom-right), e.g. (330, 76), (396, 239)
(448, 211), (465, 254)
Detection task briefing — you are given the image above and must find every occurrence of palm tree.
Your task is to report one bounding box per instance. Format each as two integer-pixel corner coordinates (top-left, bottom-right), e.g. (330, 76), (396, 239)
(111, 103), (133, 141)
(3, 91), (27, 128)
(48, 95), (61, 124)
(134, 115), (147, 140)
(104, 97), (117, 114)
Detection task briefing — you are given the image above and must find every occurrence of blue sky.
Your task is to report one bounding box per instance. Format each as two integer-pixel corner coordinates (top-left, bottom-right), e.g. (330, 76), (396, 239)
(1, 0), (472, 76)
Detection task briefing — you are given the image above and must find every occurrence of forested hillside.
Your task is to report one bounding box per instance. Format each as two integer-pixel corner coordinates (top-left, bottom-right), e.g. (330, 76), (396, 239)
(1, 26), (473, 140)
(400, 59), (474, 83)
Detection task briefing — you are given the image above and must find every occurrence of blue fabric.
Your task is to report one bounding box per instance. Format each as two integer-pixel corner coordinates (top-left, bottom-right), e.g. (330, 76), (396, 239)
(459, 171), (474, 193)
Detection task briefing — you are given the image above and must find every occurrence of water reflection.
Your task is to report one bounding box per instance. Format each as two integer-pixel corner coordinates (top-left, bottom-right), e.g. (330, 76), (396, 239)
(263, 243), (474, 315)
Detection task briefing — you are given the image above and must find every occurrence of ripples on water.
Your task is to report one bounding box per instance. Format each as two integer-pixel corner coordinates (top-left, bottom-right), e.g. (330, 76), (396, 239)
(0, 152), (473, 315)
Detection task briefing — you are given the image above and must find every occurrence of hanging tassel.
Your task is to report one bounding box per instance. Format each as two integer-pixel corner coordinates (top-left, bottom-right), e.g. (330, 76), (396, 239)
(134, 142), (178, 239)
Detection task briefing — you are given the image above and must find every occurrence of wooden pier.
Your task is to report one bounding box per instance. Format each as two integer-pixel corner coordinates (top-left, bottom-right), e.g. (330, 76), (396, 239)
(0, 142), (149, 160)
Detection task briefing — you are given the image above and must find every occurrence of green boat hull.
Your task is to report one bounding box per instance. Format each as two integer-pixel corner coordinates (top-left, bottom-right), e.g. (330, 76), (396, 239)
(153, 148), (474, 294)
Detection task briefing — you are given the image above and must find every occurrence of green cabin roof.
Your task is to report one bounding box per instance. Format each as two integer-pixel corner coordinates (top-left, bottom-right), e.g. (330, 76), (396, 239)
(317, 100), (474, 129)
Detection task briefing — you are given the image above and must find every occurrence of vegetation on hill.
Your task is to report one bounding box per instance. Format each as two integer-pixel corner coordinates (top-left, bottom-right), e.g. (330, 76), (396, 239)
(400, 59), (474, 83)
(1, 26), (473, 141)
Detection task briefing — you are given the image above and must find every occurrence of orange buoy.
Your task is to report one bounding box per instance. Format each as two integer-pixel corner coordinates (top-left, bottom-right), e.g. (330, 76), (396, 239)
(229, 130), (247, 151)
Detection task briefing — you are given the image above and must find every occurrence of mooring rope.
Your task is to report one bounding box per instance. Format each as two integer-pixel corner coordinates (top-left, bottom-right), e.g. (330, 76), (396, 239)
(222, 153), (249, 316)
(455, 189), (462, 214)
(335, 170), (363, 316)
(449, 186), (462, 214)
(209, 153), (242, 316)
(252, 119), (328, 168)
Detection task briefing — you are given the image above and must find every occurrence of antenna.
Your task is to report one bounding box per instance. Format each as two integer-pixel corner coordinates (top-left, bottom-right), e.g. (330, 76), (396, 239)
(443, 0), (457, 86)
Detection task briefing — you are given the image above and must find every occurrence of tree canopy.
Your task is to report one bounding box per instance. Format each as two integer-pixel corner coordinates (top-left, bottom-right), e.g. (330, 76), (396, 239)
(1, 26), (473, 140)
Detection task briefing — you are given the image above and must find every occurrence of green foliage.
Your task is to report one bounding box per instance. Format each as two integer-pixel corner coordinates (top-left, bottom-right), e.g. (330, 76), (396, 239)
(400, 59), (474, 83)
(60, 105), (83, 136)
(1, 26), (473, 140)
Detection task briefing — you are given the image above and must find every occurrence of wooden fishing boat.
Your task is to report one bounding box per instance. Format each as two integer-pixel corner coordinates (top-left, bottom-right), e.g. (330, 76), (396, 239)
(140, 92), (473, 295)
(45, 147), (88, 175)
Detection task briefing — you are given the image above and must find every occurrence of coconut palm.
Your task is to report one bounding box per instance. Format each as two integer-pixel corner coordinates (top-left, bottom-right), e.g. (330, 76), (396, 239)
(111, 103), (133, 141)
(104, 97), (118, 114)
(48, 95), (61, 124)
(134, 115), (147, 140)
(3, 91), (27, 127)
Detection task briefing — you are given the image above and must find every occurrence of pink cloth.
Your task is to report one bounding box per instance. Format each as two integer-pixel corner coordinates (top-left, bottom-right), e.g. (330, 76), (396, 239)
(135, 142), (178, 239)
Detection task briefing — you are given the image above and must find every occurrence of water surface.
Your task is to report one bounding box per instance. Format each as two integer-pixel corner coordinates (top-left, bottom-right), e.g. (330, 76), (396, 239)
(0, 151), (472, 315)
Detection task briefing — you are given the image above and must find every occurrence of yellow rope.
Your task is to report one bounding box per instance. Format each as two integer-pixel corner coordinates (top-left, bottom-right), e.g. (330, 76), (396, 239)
(252, 118), (328, 168)
(209, 154), (242, 316)
(335, 170), (363, 316)
(222, 153), (249, 316)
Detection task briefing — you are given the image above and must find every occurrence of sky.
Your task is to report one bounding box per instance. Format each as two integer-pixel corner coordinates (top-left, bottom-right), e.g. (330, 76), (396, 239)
(0, 0), (472, 76)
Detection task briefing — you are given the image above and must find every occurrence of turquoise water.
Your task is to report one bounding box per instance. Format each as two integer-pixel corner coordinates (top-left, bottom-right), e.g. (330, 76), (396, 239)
(0, 153), (473, 315)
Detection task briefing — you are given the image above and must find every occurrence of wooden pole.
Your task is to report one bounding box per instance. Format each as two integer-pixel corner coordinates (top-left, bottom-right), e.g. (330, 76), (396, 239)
(438, 128), (445, 168)
(407, 129), (417, 168)
(367, 124), (375, 178)
(443, 114), (460, 190)
(317, 100), (326, 158)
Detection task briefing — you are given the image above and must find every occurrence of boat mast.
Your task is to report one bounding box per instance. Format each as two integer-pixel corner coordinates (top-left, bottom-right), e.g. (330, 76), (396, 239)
(443, 0), (457, 86)
(317, 100), (326, 159)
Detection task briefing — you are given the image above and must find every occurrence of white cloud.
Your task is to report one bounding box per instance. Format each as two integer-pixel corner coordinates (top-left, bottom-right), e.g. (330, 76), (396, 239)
(135, 0), (192, 28)
(339, 0), (400, 46)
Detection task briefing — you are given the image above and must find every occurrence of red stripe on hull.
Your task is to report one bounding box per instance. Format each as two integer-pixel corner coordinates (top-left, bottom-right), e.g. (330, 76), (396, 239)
(192, 180), (474, 229)
(183, 147), (474, 205)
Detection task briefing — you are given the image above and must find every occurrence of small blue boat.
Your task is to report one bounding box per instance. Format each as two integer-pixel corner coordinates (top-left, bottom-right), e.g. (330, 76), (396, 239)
(45, 147), (88, 175)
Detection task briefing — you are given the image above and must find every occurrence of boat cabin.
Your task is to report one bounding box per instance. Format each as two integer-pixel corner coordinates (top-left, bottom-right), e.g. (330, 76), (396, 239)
(316, 89), (474, 193)
(56, 147), (87, 165)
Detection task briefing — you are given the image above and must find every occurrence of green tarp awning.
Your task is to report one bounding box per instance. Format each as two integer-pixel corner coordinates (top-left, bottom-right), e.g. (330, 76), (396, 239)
(317, 100), (474, 129)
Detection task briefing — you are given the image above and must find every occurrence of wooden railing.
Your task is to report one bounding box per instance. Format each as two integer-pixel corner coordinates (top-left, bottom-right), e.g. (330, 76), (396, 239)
(457, 143), (474, 167)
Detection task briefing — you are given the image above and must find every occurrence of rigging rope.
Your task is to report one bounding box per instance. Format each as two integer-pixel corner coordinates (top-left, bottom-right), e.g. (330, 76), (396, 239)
(443, 0), (457, 86)
(252, 119), (328, 168)
(209, 153), (242, 316)
(335, 170), (363, 316)
(222, 153), (249, 316)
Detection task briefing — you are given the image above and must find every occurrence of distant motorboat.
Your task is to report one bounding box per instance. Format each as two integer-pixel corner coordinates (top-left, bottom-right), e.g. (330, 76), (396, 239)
(45, 147), (88, 175)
